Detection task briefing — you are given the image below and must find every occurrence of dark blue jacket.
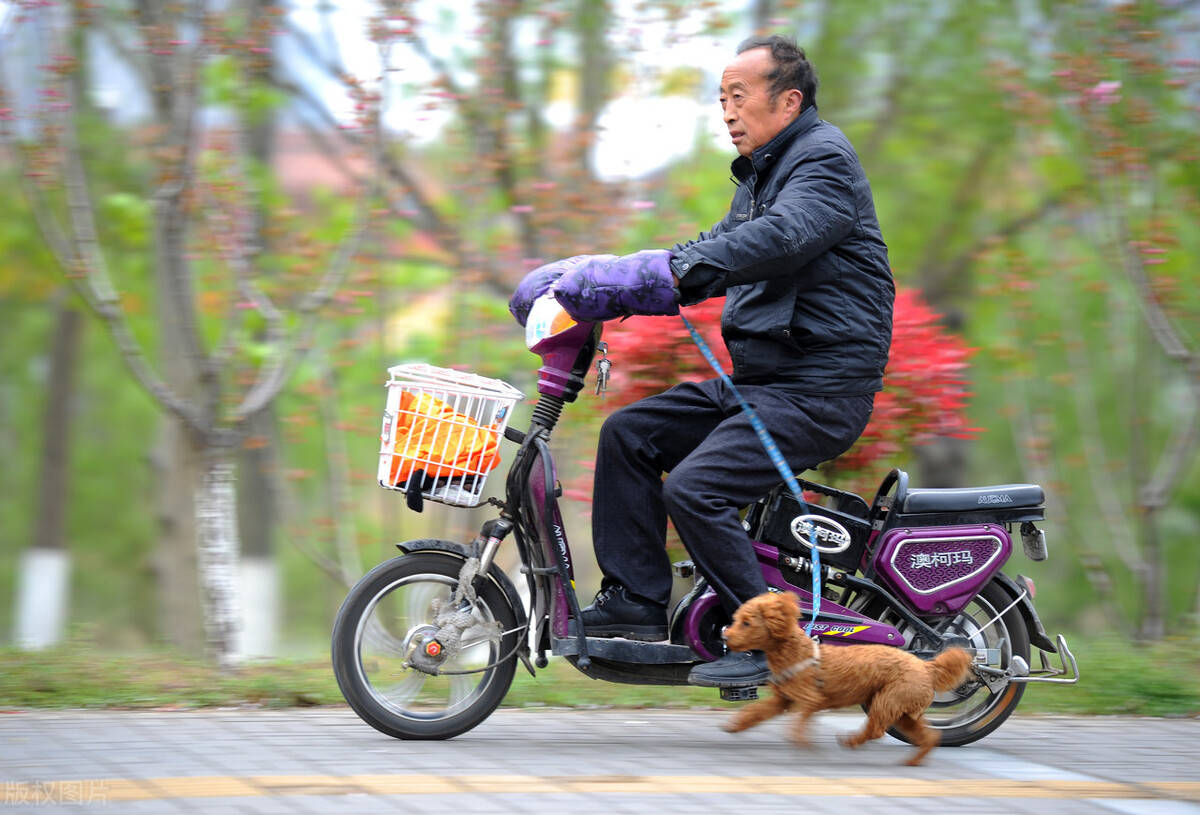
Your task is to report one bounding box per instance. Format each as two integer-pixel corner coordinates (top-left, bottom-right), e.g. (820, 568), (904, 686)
(670, 106), (894, 395)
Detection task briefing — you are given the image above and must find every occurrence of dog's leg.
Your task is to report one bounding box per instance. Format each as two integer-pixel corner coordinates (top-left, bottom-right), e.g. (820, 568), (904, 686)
(786, 707), (816, 747)
(896, 713), (940, 767)
(837, 699), (892, 750)
(723, 691), (789, 733)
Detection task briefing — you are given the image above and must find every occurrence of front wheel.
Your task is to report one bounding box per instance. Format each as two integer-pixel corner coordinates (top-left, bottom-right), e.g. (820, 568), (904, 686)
(888, 577), (1030, 747)
(331, 551), (520, 740)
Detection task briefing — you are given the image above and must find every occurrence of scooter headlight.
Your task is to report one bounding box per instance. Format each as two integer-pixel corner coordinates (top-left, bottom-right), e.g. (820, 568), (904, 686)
(524, 294), (578, 350)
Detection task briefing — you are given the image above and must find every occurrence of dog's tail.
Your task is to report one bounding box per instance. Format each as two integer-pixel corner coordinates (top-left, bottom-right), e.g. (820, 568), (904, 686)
(927, 647), (974, 692)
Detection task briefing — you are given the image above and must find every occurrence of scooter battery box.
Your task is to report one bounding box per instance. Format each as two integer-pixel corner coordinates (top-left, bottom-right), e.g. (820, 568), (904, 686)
(753, 483), (871, 572)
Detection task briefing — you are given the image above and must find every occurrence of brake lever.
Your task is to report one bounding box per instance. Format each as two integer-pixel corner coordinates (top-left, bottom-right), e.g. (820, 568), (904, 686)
(594, 342), (611, 398)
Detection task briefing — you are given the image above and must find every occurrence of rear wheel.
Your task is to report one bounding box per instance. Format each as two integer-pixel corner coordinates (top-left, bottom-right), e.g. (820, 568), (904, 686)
(331, 551), (519, 740)
(884, 578), (1030, 747)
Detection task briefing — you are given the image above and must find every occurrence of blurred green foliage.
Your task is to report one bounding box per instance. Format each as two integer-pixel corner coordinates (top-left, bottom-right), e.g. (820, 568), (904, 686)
(1, 0), (1198, 661)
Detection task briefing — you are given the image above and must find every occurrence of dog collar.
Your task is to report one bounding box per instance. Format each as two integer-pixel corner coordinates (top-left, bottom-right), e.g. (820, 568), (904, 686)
(769, 639), (821, 685)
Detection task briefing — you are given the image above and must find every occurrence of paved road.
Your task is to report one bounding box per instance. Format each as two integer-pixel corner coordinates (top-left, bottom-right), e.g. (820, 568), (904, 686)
(1, 707), (1198, 814)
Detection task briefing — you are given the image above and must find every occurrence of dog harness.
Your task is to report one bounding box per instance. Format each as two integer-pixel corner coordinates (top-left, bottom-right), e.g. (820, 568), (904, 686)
(769, 638), (823, 686)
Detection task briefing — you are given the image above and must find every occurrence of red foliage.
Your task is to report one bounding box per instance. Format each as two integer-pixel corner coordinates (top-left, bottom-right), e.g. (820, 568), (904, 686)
(832, 288), (978, 478)
(597, 287), (977, 483)
(599, 298), (731, 404)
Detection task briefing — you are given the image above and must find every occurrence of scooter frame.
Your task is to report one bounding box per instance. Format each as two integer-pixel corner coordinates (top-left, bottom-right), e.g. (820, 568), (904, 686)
(444, 325), (1076, 694)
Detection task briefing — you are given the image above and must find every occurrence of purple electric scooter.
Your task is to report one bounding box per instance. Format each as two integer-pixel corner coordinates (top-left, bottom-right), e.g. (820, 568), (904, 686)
(332, 295), (1078, 743)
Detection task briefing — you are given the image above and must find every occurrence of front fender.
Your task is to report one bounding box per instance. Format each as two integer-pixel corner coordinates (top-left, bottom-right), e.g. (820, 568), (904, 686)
(396, 538), (475, 559)
(394, 539), (528, 639)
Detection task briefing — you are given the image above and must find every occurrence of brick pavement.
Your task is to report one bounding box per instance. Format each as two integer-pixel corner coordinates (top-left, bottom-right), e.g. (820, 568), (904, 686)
(1, 708), (1197, 814)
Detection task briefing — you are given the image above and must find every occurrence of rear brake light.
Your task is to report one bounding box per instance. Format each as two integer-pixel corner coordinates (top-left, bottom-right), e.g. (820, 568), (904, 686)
(1018, 574), (1036, 600)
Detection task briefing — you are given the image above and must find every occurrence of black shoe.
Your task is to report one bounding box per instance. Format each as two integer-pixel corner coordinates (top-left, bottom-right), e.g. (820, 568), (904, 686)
(568, 584), (668, 642)
(687, 650), (769, 687)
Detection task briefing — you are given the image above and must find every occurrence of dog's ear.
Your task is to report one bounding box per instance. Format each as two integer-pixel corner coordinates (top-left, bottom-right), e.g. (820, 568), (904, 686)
(763, 593), (800, 639)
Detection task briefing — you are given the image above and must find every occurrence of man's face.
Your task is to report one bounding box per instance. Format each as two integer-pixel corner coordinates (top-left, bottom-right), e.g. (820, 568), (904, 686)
(720, 48), (801, 158)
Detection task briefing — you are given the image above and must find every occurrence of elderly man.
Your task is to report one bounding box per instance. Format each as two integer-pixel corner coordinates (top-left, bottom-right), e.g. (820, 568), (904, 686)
(511, 35), (893, 688)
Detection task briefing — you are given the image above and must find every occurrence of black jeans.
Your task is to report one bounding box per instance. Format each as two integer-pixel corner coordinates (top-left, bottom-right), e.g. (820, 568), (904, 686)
(592, 379), (874, 616)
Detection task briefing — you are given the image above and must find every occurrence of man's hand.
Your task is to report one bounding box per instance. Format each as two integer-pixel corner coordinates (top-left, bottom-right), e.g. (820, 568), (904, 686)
(552, 249), (679, 322)
(508, 255), (608, 326)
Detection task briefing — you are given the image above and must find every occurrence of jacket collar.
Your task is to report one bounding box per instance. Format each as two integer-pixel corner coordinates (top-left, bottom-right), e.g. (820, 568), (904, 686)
(731, 105), (820, 181)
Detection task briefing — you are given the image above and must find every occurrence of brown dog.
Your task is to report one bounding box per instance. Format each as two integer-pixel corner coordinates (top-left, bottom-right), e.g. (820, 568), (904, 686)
(722, 591), (974, 766)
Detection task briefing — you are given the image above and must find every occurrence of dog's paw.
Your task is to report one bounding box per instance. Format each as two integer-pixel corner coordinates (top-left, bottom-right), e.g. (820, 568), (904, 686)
(836, 733), (860, 750)
(722, 717), (747, 734)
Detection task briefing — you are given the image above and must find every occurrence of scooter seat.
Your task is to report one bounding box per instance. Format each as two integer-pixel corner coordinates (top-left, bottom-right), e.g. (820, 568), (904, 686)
(901, 484), (1044, 514)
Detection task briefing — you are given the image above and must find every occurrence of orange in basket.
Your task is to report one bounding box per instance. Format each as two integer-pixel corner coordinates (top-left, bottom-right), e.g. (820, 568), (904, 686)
(388, 391), (501, 486)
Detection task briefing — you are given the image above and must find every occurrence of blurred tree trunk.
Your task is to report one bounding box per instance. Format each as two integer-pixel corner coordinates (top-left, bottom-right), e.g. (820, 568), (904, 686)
(14, 301), (80, 649)
(152, 423), (204, 651)
(752, 0), (773, 34)
(576, 0), (611, 173)
(234, 0), (282, 659)
(1131, 321), (1165, 640)
(137, 0), (211, 654)
(237, 410), (280, 657)
(317, 352), (360, 585)
(1194, 577), (1200, 637)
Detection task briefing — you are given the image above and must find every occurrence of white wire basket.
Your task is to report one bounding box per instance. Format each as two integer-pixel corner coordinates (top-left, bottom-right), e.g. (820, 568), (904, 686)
(377, 363), (525, 507)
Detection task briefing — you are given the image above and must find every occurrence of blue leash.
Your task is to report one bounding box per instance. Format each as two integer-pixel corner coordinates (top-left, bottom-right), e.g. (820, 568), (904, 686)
(679, 314), (823, 636)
